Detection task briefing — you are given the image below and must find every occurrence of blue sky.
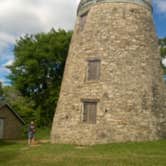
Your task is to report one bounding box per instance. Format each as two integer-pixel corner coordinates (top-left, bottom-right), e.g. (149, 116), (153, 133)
(0, 0), (166, 85)
(153, 1), (166, 38)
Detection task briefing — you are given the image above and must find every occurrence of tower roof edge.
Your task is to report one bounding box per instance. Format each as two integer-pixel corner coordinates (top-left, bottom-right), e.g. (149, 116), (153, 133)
(77, 0), (152, 16)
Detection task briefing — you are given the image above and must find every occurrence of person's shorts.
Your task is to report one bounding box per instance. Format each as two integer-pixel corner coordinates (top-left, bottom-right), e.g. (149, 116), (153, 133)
(28, 132), (34, 139)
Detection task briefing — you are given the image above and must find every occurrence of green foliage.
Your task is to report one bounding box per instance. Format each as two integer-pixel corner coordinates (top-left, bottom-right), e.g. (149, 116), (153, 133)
(0, 82), (3, 96)
(159, 38), (166, 74)
(0, 140), (166, 166)
(2, 86), (35, 124)
(0, 82), (4, 103)
(35, 127), (50, 139)
(159, 38), (166, 58)
(8, 29), (72, 127)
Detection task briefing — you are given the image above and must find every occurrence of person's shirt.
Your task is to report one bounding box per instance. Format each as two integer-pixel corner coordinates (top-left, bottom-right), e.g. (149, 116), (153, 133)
(28, 124), (35, 133)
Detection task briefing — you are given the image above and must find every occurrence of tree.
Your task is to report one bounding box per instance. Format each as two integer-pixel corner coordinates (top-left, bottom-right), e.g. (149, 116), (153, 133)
(159, 38), (166, 58)
(2, 86), (35, 124)
(0, 82), (4, 102)
(159, 38), (166, 74)
(0, 82), (3, 96)
(8, 29), (72, 126)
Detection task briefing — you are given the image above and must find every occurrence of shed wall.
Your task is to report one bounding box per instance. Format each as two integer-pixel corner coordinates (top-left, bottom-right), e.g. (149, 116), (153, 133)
(0, 107), (23, 139)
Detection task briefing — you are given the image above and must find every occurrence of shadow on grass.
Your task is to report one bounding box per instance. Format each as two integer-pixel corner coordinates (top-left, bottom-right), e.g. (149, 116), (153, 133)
(0, 140), (22, 165)
(0, 140), (17, 146)
(0, 151), (19, 163)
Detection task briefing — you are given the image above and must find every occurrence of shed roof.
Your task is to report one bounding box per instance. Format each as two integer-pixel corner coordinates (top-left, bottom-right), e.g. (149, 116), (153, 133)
(0, 104), (25, 125)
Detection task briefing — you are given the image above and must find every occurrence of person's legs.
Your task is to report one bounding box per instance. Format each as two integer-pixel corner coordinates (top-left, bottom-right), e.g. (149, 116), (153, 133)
(28, 139), (30, 145)
(28, 134), (30, 145)
(31, 134), (35, 144)
(28, 132), (33, 145)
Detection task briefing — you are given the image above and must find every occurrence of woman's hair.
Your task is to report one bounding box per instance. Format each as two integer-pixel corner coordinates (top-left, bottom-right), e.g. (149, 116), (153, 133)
(30, 121), (34, 125)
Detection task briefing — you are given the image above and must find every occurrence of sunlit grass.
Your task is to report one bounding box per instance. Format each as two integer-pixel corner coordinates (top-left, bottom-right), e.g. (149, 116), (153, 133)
(0, 140), (166, 166)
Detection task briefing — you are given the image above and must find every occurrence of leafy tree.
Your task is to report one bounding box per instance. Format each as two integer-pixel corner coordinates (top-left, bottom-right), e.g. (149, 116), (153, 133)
(0, 82), (3, 96)
(2, 86), (36, 124)
(159, 38), (166, 58)
(0, 82), (4, 103)
(159, 38), (166, 74)
(8, 29), (72, 126)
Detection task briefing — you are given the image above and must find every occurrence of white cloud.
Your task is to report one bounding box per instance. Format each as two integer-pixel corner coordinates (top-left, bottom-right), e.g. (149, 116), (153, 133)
(0, 78), (5, 84)
(0, 0), (80, 56)
(162, 58), (166, 67)
(0, 32), (15, 59)
(0, 0), (80, 35)
(2, 59), (14, 67)
(0, 66), (11, 85)
(0, 32), (15, 44)
(0, 77), (10, 86)
(0, 66), (10, 74)
(0, 0), (80, 85)
(154, 0), (166, 13)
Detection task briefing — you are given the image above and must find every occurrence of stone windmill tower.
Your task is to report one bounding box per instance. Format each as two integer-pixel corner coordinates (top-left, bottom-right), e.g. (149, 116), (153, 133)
(51, 0), (166, 145)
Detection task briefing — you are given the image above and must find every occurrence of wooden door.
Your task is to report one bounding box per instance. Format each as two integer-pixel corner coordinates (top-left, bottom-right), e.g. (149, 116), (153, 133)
(0, 118), (4, 139)
(83, 102), (97, 124)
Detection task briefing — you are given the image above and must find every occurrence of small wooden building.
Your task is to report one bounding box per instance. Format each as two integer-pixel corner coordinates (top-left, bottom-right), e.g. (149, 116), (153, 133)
(0, 104), (25, 139)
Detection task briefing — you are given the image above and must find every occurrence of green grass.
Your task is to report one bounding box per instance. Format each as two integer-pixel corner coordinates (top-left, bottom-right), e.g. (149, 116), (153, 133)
(0, 140), (166, 166)
(35, 127), (51, 139)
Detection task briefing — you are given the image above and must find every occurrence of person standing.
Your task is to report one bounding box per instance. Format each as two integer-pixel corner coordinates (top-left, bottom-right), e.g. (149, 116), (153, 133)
(28, 121), (36, 145)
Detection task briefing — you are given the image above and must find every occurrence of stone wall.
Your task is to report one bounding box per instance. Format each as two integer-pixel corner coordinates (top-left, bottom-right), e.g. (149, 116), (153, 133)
(51, 3), (166, 145)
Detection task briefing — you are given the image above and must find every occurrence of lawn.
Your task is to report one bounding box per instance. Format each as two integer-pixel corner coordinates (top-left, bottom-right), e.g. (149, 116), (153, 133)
(0, 139), (166, 166)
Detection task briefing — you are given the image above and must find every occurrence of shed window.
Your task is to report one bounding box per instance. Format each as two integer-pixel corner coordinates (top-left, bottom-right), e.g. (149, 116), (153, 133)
(83, 101), (97, 124)
(87, 60), (100, 80)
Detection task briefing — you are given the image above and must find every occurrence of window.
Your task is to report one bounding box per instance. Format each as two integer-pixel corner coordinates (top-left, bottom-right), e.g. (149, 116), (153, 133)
(79, 12), (88, 31)
(83, 101), (97, 124)
(87, 60), (100, 81)
(80, 15), (86, 31)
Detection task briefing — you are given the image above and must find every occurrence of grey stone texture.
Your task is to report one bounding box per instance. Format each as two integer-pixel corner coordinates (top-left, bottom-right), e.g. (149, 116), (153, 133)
(51, 2), (166, 145)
